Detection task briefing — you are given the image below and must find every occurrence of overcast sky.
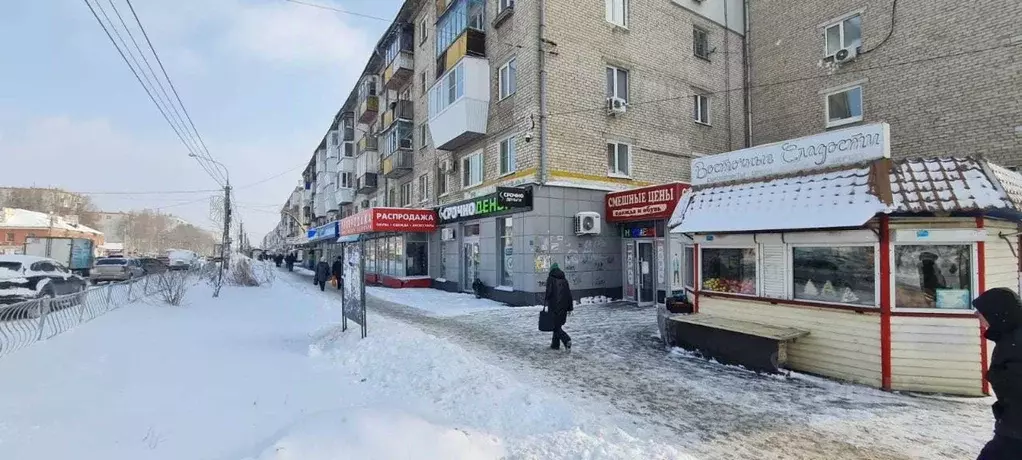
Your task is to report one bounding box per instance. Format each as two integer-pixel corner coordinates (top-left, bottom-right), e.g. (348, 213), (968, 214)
(0, 0), (399, 241)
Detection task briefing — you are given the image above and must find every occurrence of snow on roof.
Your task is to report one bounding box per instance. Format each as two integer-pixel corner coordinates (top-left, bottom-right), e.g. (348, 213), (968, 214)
(0, 254), (56, 265)
(0, 208), (103, 235)
(671, 157), (1022, 234)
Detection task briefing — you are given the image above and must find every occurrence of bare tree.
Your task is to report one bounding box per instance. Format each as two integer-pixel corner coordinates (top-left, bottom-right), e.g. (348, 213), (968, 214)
(154, 271), (191, 306)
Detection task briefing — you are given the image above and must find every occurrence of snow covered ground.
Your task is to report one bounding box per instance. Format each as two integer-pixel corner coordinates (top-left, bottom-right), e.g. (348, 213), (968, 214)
(366, 285), (508, 317)
(0, 270), (692, 459)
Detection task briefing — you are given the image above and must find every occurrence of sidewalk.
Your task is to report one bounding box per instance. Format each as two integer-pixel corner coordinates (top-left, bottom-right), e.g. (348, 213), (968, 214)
(286, 267), (992, 460)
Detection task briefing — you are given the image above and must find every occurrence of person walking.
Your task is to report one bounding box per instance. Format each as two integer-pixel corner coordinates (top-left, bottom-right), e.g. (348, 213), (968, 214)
(285, 253), (295, 272)
(315, 258), (331, 291)
(544, 263), (573, 351)
(331, 255), (344, 290)
(973, 287), (1022, 460)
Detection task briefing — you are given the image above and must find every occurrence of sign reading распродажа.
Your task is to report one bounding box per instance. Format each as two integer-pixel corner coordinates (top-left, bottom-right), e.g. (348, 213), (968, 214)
(437, 187), (533, 224)
(690, 122), (891, 187)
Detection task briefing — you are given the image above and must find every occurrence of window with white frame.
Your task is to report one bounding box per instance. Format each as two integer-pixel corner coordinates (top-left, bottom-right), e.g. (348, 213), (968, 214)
(340, 172), (354, 189)
(499, 135), (516, 175)
(461, 151), (483, 188)
(792, 246), (876, 306)
(826, 85), (863, 127)
(498, 57), (517, 99)
(701, 247), (757, 295)
(824, 14), (862, 57)
(419, 123), (429, 149)
(400, 182), (412, 206)
(428, 62), (464, 118)
(419, 18), (427, 45)
(694, 94), (710, 125)
(606, 141), (630, 176)
(894, 244), (974, 309)
(606, 66), (629, 102)
(693, 27), (710, 60)
(418, 174), (429, 202)
(437, 165), (449, 195)
(606, 0), (628, 27)
(498, 0), (514, 14)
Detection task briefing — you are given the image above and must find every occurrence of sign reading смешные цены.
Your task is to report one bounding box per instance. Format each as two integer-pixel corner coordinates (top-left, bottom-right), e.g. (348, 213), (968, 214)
(690, 123), (890, 187)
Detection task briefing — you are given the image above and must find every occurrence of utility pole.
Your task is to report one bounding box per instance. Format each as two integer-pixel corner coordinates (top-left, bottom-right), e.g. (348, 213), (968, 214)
(214, 184), (231, 298)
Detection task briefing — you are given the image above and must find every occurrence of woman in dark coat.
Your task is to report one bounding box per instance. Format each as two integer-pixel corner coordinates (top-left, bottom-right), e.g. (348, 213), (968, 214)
(314, 259), (331, 291)
(973, 287), (1022, 459)
(331, 256), (344, 290)
(544, 263), (573, 350)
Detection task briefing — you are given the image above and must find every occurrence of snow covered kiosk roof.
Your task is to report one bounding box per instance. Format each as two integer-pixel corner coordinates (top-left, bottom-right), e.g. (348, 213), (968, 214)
(671, 157), (1022, 234)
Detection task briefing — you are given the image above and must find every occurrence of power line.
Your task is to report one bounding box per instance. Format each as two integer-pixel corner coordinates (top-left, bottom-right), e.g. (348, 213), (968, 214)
(76, 188), (222, 196)
(283, 0), (393, 22)
(122, 0), (229, 186)
(235, 162), (307, 190)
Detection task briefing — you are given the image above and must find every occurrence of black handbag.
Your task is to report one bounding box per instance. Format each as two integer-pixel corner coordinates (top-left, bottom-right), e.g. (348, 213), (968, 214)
(538, 307), (557, 332)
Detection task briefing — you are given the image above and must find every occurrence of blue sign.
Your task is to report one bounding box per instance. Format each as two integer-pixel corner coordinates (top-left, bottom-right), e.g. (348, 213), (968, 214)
(705, 235), (715, 241)
(916, 230), (930, 238)
(308, 229), (317, 238)
(309, 221), (339, 242)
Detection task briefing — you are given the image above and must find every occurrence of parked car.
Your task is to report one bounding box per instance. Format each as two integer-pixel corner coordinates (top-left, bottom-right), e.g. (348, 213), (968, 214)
(0, 255), (88, 306)
(90, 257), (145, 283)
(137, 257), (168, 274)
(167, 250), (198, 271)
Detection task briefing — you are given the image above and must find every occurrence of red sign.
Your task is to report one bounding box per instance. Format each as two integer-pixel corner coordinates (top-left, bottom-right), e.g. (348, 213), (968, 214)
(340, 208), (437, 236)
(605, 183), (689, 223)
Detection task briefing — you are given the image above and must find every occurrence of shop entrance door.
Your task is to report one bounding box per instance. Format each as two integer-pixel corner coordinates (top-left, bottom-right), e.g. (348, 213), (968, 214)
(462, 238), (480, 292)
(636, 241), (655, 306)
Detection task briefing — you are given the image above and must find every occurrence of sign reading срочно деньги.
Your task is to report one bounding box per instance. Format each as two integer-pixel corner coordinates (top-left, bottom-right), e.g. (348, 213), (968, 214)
(690, 123), (891, 187)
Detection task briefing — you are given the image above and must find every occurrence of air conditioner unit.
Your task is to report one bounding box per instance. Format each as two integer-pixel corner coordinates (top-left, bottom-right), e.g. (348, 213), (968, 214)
(834, 46), (858, 63)
(573, 212), (601, 236)
(439, 158), (455, 173)
(606, 97), (628, 115)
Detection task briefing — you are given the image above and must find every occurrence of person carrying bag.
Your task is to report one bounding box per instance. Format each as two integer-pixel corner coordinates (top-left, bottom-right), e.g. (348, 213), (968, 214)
(539, 263), (573, 351)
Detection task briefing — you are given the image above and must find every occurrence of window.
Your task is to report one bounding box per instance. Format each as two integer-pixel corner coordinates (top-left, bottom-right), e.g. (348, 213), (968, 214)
(606, 0), (627, 27)
(606, 142), (630, 177)
(344, 142), (354, 157)
(894, 245), (973, 309)
(420, 72), (427, 95)
(693, 27), (710, 59)
(419, 18), (427, 45)
(429, 62), (465, 118)
(461, 152), (484, 188)
(438, 166), (450, 195)
(340, 172), (354, 189)
(385, 121), (413, 154)
(330, 131), (339, 146)
(498, 217), (514, 286)
(419, 123), (429, 149)
(825, 14), (862, 57)
(400, 182), (412, 206)
(499, 136), (516, 175)
(418, 174), (429, 202)
(435, 0), (485, 57)
(826, 86), (863, 127)
(4, 232), (12, 242)
(606, 66), (629, 102)
(793, 246), (876, 306)
(498, 57), (517, 99)
(693, 94), (710, 125)
(683, 245), (695, 288)
(498, 0), (514, 14)
(701, 248), (756, 295)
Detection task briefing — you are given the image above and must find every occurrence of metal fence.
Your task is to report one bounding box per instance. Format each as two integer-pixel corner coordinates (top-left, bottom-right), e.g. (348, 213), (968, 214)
(0, 277), (159, 358)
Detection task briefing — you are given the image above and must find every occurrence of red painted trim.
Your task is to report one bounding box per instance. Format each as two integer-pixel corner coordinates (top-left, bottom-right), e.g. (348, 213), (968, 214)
(698, 291), (882, 314)
(977, 217), (990, 395)
(692, 243), (700, 313)
(879, 215), (893, 391)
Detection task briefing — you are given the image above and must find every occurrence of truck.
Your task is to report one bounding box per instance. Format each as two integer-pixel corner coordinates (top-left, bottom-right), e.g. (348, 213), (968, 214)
(24, 237), (95, 276)
(167, 249), (199, 270)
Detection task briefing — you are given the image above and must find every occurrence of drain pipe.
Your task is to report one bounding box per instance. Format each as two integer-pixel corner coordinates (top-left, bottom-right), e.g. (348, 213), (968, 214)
(743, 0), (753, 146)
(537, 0), (549, 185)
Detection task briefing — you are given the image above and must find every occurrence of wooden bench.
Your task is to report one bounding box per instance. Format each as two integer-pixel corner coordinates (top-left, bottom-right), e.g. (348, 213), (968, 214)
(660, 311), (809, 373)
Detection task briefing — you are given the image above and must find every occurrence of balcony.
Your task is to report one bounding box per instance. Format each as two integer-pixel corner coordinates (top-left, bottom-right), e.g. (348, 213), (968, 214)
(436, 29), (486, 79)
(381, 100), (414, 132)
(357, 135), (378, 154)
(382, 150), (413, 179)
(383, 52), (414, 91)
(358, 96), (379, 124)
(338, 156), (356, 173)
(335, 187), (354, 205)
(356, 173), (379, 194)
(428, 56), (490, 151)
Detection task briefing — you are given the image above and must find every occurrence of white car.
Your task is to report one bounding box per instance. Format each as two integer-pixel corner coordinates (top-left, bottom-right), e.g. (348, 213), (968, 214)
(0, 255), (88, 305)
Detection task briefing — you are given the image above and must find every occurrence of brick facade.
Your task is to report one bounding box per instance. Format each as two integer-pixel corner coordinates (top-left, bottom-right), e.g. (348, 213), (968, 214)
(1, 227), (104, 254)
(748, 0), (1022, 167)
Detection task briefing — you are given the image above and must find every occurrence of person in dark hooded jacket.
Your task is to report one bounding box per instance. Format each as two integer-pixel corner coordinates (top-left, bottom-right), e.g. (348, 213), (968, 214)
(331, 256), (344, 290)
(544, 263), (573, 350)
(314, 259), (331, 291)
(973, 287), (1022, 459)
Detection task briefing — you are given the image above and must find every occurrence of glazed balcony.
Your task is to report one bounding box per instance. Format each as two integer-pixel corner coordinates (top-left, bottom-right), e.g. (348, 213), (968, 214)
(381, 100), (414, 132)
(428, 56), (490, 151)
(357, 135), (378, 154)
(357, 95), (379, 124)
(335, 187), (354, 205)
(356, 173), (379, 194)
(382, 149), (413, 179)
(382, 25), (415, 91)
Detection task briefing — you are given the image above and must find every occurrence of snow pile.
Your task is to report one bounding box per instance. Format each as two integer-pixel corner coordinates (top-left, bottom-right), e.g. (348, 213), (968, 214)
(367, 286), (507, 317)
(242, 409), (504, 460)
(575, 295), (614, 306)
(0, 207), (103, 234)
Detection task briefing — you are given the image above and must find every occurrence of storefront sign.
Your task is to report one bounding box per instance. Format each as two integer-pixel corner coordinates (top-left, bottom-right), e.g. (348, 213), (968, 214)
(605, 183), (688, 223)
(436, 189), (533, 225)
(623, 226), (657, 238)
(690, 122), (891, 187)
(496, 187), (533, 208)
(308, 221), (339, 242)
(340, 208), (437, 235)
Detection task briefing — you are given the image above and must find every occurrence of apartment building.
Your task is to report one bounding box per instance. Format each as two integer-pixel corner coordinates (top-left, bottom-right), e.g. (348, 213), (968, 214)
(275, 0), (747, 304)
(747, 0), (1022, 168)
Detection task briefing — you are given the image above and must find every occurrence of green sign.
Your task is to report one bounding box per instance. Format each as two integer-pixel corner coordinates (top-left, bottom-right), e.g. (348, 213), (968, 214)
(436, 189), (532, 224)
